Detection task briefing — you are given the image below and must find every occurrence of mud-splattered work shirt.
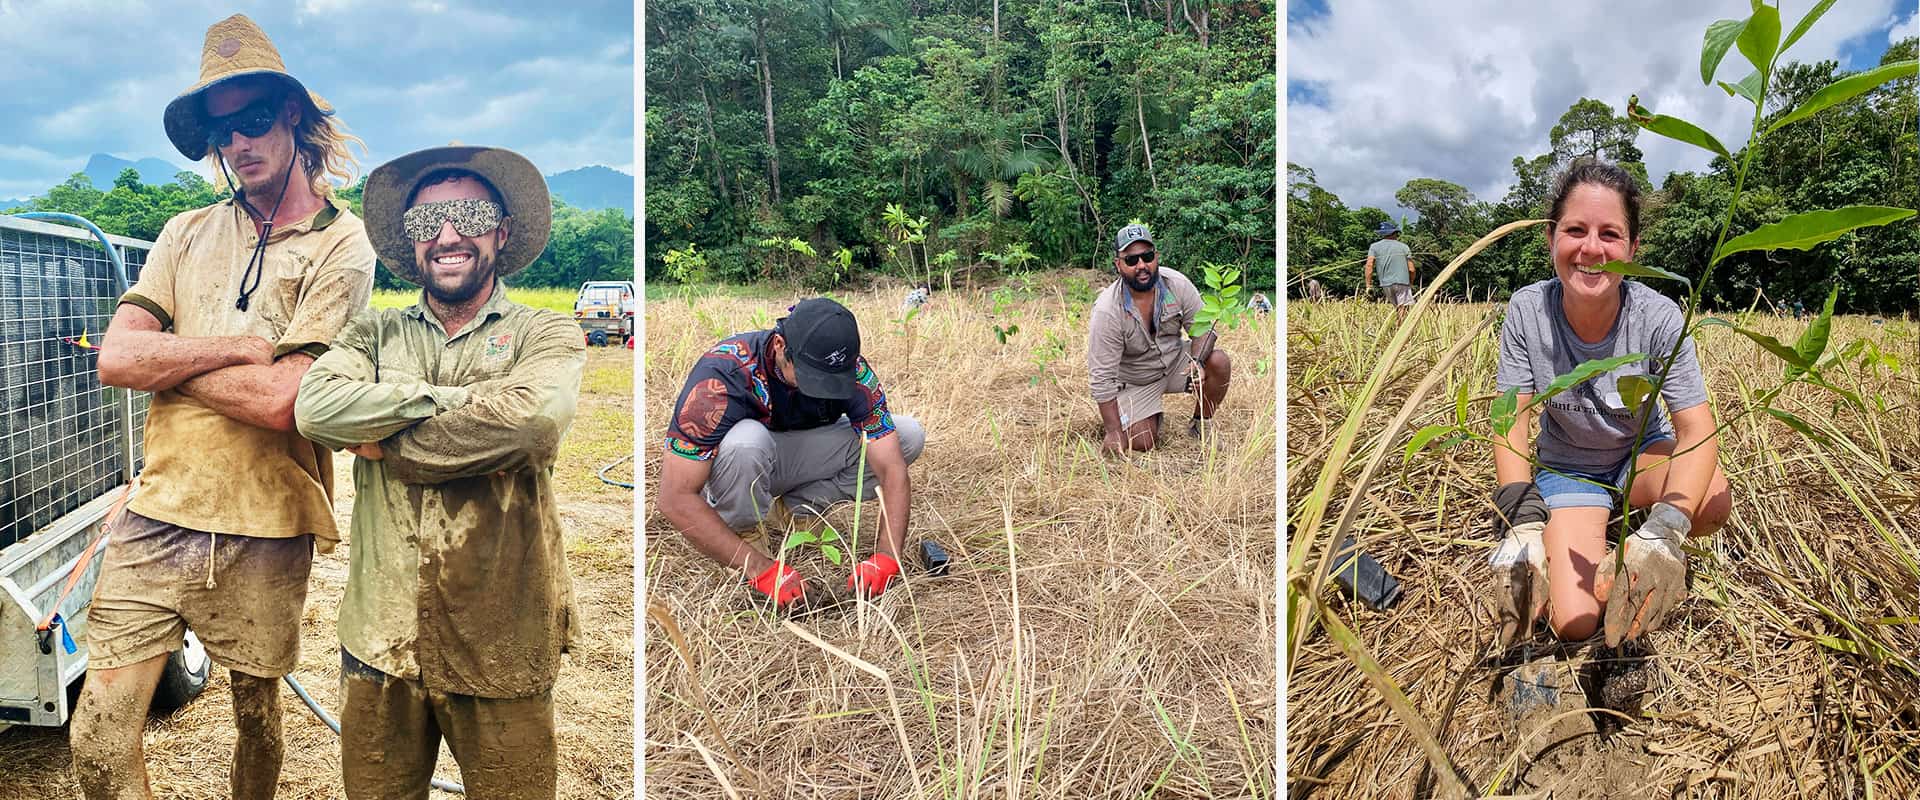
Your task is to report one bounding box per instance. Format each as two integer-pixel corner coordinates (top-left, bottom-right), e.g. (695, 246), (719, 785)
(294, 283), (585, 698)
(118, 196), (374, 550)
(665, 329), (894, 460)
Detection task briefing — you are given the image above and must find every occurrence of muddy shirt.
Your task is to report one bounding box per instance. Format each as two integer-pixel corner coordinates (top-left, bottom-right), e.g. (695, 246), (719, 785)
(295, 283), (585, 698)
(119, 195), (374, 550)
(1087, 266), (1204, 403)
(1495, 278), (1710, 473)
(664, 329), (895, 460)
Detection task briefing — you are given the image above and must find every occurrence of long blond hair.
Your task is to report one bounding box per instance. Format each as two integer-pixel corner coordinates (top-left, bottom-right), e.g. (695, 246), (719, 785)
(208, 80), (365, 198)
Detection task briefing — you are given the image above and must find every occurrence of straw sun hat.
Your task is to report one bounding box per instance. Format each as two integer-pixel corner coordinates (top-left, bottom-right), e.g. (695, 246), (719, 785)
(363, 146), (553, 284)
(163, 14), (333, 161)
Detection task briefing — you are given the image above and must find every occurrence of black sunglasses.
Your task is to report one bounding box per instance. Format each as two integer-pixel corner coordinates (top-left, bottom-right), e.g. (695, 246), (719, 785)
(1120, 250), (1157, 267)
(204, 97), (282, 149)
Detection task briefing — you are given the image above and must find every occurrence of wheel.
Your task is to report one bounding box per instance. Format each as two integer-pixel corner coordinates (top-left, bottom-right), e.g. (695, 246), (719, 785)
(587, 329), (609, 347)
(151, 630), (209, 713)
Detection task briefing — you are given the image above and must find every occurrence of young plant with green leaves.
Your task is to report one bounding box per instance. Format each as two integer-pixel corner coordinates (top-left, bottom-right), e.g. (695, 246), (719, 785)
(1188, 263), (1254, 338)
(1288, 5), (1915, 791)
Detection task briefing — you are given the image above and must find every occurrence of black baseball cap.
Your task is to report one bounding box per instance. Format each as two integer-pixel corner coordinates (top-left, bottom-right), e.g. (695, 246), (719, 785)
(778, 298), (861, 399)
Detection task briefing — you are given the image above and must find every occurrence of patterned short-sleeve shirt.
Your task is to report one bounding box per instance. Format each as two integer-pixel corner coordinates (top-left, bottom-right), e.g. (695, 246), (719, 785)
(665, 329), (894, 460)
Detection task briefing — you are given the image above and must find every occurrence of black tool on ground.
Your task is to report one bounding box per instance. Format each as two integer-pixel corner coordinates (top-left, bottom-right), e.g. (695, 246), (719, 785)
(1330, 535), (1401, 610)
(920, 540), (951, 576)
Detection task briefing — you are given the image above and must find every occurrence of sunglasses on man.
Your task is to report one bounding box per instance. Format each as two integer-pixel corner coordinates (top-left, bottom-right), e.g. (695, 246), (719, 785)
(402, 198), (507, 242)
(203, 97), (283, 149)
(1120, 250), (1157, 267)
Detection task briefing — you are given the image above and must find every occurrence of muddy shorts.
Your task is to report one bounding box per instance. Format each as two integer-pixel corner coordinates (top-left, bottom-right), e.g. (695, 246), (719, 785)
(1383, 283), (1415, 307)
(1116, 354), (1195, 429)
(339, 648), (557, 800)
(85, 511), (312, 677)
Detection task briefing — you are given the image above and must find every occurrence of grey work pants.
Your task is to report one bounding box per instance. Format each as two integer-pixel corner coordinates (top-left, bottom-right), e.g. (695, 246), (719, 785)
(704, 415), (926, 530)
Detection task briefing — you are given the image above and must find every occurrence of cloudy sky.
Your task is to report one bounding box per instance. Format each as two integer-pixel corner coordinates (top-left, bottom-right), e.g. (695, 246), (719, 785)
(0, 0), (633, 200)
(1287, 0), (1917, 216)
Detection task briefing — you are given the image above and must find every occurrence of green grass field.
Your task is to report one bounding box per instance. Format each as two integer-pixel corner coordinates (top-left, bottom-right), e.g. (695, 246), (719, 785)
(371, 286), (580, 313)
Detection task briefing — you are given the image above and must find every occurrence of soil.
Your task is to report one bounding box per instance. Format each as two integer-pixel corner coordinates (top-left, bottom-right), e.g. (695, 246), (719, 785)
(0, 347), (634, 799)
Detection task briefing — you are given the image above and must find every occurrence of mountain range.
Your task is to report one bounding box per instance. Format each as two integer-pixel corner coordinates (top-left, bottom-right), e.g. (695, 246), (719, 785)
(4, 154), (633, 215)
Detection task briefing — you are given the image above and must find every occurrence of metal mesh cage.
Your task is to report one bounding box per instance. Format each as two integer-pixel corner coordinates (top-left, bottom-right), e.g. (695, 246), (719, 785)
(0, 220), (149, 549)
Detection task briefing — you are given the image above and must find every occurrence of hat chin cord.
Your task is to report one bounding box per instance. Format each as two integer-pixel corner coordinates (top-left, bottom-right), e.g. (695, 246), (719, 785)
(218, 144), (298, 312)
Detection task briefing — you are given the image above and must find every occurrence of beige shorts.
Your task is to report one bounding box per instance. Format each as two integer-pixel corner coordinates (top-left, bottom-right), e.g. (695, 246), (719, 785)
(340, 649), (557, 799)
(1116, 355), (1196, 428)
(1384, 283), (1415, 307)
(85, 511), (312, 677)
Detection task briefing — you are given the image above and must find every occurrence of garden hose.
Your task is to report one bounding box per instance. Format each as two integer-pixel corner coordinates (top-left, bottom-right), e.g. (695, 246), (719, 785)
(598, 454), (635, 488)
(283, 674), (466, 795)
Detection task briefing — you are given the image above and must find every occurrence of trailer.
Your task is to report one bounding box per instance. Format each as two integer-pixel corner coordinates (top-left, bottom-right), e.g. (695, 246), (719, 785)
(0, 214), (208, 729)
(573, 280), (634, 347)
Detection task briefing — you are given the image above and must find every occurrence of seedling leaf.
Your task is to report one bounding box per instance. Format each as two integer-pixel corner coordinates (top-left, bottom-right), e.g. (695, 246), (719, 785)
(1765, 407), (1829, 445)
(1617, 374), (1656, 415)
(1767, 60), (1918, 134)
(1404, 425), (1459, 463)
(821, 544), (844, 565)
(1780, 0), (1836, 54)
(1491, 387), (1519, 438)
(1714, 206), (1917, 263)
(1735, 4), (1780, 80)
(1790, 285), (1839, 378)
(1521, 354), (1648, 414)
(1702, 18), (1747, 84)
(1590, 259), (1690, 284)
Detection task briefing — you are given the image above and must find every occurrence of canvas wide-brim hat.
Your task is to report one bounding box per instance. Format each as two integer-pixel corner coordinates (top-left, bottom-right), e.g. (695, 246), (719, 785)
(364, 146), (552, 284)
(164, 14), (333, 161)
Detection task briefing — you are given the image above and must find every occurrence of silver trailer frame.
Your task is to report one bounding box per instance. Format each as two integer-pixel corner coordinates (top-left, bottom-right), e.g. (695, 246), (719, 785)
(0, 215), (158, 726)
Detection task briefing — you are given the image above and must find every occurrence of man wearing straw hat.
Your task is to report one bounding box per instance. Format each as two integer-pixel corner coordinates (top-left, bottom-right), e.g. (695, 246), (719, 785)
(657, 297), (926, 611)
(79, 14), (372, 798)
(1089, 222), (1232, 453)
(1364, 220), (1417, 320)
(294, 145), (583, 797)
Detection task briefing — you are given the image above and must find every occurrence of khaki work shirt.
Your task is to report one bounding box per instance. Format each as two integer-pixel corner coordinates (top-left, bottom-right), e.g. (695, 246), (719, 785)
(1086, 266), (1203, 403)
(119, 195), (374, 550)
(294, 283), (585, 698)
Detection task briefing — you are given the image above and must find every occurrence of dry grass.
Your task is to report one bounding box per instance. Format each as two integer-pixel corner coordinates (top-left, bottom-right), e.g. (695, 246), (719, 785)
(1285, 295), (1920, 799)
(0, 346), (635, 798)
(642, 270), (1277, 799)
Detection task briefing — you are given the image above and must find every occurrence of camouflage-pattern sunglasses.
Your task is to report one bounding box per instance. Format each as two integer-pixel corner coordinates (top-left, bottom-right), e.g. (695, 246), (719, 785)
(401, 198), (505, 241)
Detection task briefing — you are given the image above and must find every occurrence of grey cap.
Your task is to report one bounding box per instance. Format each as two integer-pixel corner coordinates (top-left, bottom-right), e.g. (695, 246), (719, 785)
(1114, 223), (1155, 252)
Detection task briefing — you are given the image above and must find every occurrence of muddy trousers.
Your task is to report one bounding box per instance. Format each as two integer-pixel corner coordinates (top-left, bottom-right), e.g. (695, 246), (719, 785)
(339, 649), (556, 800)
(704, 415), (926, 530)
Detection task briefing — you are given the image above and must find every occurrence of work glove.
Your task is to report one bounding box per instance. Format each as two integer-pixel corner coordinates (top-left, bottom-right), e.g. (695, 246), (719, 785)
(1604, 502), (1691, 647)
(846, 552), (902, 599)
(748, 561), (809, 609)
(1489, 520), (1548, 648)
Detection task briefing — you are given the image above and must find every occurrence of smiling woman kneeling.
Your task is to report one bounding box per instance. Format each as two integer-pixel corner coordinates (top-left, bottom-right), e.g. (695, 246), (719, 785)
(1486, 159), (1733, 649)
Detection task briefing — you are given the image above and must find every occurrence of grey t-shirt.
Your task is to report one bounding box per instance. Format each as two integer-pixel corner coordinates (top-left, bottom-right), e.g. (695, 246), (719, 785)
(1369, 239), (1411, 286)
(1495, 278), (1709, 473)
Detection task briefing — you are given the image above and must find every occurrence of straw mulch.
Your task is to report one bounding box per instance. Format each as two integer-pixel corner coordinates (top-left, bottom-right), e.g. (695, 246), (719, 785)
(0, 346), (635, 798)
(1286, 299), (1920, 799)
(643, 272), (1277, 799)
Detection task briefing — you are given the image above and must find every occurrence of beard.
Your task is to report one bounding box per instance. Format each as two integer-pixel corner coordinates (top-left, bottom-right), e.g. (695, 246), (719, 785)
(1123, 266), (1160, 293)
(422, 246), (497, 305)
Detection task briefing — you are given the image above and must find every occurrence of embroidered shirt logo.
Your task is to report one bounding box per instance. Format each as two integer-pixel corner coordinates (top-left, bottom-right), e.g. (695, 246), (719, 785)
(484, 333), (514, 362)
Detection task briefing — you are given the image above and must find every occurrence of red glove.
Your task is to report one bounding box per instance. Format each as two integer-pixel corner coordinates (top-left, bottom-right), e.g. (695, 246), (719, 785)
(847, 552), (902, 598)
(748, 562), (807, 607)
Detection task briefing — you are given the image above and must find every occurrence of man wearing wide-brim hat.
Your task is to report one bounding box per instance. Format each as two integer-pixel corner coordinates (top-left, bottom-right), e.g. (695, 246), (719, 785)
(294, 145), (583, 798)
(81, 14), (373, 799)
(1364, 219), (1416, 319)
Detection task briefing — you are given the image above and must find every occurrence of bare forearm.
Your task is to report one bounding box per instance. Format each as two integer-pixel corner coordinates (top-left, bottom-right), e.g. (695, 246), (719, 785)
(177, 354), (313, 431)
(663, 492), (773, 574)
(1189, 330), (1218, 365)
(1098, 399), (1124, 436)
(99, 331), (257, 392)
(1493, 408), (1533, 485)
(876, 469), (910, 561)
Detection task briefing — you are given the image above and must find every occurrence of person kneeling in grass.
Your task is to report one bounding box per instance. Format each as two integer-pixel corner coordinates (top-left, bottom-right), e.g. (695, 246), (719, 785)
(1487, 159), (1733, 649)
(656, 298), (926, 611)
(1088, 222), (1232, 454)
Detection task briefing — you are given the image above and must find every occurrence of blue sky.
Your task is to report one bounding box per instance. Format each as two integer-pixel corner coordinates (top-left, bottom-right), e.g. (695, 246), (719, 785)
(0, 0), (634, 200)
(1286, 0), (1917, 216)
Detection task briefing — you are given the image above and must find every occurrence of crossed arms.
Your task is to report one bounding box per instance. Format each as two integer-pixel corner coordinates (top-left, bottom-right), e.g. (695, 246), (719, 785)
(98, 303), (311, 431)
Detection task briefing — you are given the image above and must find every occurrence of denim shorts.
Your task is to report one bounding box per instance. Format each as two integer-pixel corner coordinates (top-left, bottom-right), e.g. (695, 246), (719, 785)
(1533, 433), (1675, 510)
